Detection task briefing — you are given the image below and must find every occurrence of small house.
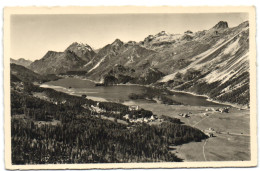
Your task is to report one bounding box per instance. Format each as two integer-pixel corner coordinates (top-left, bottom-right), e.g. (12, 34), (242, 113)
(136, 118), (144, 123)
(129, 105), (141, 111)
(144, 118), (149, 123)
(206, 133), (214, 137)
(219, 107), (229, 113)
(150, 115), (155, 121)
(209, 127), (214, 131)
(123, 114), (130, 120)
(158, 118), (163, 122)
(183, 114), (190, 118)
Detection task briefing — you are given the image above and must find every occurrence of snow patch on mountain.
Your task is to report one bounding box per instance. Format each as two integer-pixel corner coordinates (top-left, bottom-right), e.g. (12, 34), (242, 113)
(159, 28), (249, 83)
(88, 55), (107, 73)
(204, 52), (248, 84)
(222, 38), (240, 55)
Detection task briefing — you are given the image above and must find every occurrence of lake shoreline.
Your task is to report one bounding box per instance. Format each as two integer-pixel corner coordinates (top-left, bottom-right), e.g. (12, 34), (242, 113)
(170, 89), (248, 109)
(89, 77), (246, 108)
(44, 76), (247, 109)
(115, 83), (248, 109)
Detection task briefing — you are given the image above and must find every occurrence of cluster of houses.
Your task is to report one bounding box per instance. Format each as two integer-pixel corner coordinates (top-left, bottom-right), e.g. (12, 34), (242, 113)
(203, 127), (215, 137)
(87, 104), (142, 115)
(83, 103), (163, 124)
(205, 107), (230, 113)
(52, 100), (66, 105)
(33, 92), (67, 105)
(11, 81), (24, 92)
(128, 105), (141, 111)
(178, 112), (192, 118)
(123, 114), (161, 123)
(83, 102), (107, 114)
(90, 105), (106, 113)
(217, 107), (230, 113)
(125, 105), (164, 123)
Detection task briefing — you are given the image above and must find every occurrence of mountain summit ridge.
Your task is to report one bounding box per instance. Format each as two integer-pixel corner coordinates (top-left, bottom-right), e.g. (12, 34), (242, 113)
(212, 21), (229, 29)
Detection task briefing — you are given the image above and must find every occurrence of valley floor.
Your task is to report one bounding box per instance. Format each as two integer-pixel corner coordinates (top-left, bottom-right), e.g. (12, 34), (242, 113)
(41, 76), (251, 162)
(123, 101), (250, 161)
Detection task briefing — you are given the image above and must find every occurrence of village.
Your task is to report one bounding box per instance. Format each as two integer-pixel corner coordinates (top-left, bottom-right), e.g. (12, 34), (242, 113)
(85, 102), (163, 124)
(82, 100), (234, 138)
(178, 106), (230, 137)
(31, 91), (232, 138)
(178, 107), (230, 118)
(29, 91), (163, 125)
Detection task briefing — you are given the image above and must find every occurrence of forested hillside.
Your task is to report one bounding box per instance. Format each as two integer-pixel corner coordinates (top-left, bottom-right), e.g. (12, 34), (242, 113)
(11, 64), (207, 164)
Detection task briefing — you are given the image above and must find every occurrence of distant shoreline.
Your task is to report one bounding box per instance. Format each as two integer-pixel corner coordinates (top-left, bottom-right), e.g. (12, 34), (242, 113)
(171, 89), (208, 98)
(58, 75), (100, 84)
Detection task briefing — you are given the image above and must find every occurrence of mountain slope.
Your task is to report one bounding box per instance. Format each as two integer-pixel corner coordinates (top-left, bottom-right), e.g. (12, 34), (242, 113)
(157, 21), (249, 106)
(29, 42), (96, 74)
(65, 42), (96, 62)
(85, 20), (250, 105)
(11, 63), (60, 83)
(83, 39), (158, 81)
(11, 58), (32, 67)
(101, 64), (165, 85)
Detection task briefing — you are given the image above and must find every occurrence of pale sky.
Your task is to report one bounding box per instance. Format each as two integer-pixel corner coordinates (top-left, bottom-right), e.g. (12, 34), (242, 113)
(11, 13), (248, 61)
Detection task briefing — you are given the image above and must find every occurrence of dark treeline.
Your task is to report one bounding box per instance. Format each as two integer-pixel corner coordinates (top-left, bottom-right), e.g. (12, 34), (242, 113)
(12, 111), (207, 164)
(160, 115), (182, 124)
(12, 117), (185, 164)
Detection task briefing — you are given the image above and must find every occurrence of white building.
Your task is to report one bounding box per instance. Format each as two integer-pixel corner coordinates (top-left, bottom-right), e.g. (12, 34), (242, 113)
(123, 114), (130, 120)
(129, 105), (141, 111)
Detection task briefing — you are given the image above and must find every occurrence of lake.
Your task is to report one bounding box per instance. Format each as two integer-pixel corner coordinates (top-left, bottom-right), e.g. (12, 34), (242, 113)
(41, 77), (227, 107)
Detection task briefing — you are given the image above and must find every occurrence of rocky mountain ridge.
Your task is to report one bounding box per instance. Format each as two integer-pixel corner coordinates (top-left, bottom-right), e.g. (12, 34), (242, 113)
(11, 58), (32, 68)
(27, 20), (250, 105)
(28, 43), (96, 74)
(65, 42), (96, 62)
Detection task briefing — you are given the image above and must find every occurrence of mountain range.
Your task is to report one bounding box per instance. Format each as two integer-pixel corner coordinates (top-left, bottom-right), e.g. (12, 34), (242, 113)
(16, 20), (249, 106)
